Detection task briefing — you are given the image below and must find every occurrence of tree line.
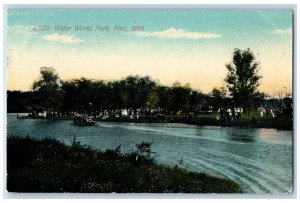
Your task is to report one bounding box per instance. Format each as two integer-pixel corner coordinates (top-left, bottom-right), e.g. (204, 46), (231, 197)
(8, 71), (206, 115)
(7, 48), (292, 117)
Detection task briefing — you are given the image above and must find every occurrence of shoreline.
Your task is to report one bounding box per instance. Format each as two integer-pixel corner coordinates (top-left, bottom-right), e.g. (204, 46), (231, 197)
(97, 118), (293, 131)
(12, 114), (293, 131)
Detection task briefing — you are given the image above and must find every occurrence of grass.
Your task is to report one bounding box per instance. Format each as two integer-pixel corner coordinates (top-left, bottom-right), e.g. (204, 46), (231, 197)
(99, 111), (292, 130)
(170, 115), (292, 130)
(7, 136), (242, 193)
(16, 108), (292, 130)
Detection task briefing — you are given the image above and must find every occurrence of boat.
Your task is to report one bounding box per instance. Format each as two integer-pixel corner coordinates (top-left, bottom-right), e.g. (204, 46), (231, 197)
(73, 115), (96, 126)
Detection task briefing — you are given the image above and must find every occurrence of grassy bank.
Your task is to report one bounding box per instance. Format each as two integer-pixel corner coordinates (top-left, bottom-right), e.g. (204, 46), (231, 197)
(14, 110), (292, 130)
(168, 115), (293, 130)
(99, 114), (292, 130)
(7, 136), (242, 193)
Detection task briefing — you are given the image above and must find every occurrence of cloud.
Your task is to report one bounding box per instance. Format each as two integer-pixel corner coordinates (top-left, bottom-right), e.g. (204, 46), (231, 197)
(134, 28), (222, 40)
(273, 28), (292, 35)
(41, 33), (84, 44)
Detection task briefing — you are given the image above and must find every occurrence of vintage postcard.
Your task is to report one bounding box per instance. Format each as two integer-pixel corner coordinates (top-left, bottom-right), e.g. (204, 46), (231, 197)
(6, 8), (293, 195)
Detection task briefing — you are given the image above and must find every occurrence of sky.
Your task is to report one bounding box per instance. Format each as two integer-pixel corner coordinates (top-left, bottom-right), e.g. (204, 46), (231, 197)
(6, 9), (293, 95)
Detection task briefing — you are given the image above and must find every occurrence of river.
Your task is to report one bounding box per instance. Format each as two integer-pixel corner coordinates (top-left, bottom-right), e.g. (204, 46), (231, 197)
(7, 114), (293, 194)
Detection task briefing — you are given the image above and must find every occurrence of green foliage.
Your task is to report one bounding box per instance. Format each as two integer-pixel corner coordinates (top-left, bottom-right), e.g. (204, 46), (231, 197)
(212, 87), (227, 109)
(32, 67), (63, 111)
(167, 112), (292, 130)
(71, 136), (81, 148)
(16, 66), (208, 114)
(146, 89), (159, 108)
(7, 136), (242, 193)
(136, 141), (152, 156)
(225, 48), (262, 112)
(61, 75), (158, 111)
(7, 91), (34, 113)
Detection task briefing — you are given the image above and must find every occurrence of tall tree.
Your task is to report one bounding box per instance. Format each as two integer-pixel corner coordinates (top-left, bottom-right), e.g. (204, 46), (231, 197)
(32, 67), (62, 112)
(225, 48), (262, 116)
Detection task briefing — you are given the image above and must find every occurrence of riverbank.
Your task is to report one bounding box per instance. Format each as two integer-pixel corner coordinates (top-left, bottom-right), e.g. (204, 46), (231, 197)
(96, 114), (292, 130)
(15, 113), (292, 130)
(7, 136), (242, 193)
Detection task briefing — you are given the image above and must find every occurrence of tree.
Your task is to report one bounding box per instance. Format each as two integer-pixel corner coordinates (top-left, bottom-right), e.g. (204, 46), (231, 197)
(189, 90), (203, 114)
(169, 82), (192, 114)
(212, 87), (227, 110)
(146, 89), (159, 109)
(61, 80), (79, 113)
(225, 48), (262, 116)
(32, 67), (62, 113)
(251, 91), (268, 108)
(156, 86), (172, 111)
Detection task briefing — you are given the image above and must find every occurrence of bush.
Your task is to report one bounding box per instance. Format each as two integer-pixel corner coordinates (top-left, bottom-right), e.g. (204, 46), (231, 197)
(7, 136), (242, 193)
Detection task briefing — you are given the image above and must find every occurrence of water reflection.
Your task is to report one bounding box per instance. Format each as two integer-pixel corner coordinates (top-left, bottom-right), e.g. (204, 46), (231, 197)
(257, 128), (292, 145)
(259, 129), (277, 138)
(228, 133), (256, 143)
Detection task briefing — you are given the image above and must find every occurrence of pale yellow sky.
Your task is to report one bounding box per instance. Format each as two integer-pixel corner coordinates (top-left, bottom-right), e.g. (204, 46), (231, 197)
(7, 42), (292, 95)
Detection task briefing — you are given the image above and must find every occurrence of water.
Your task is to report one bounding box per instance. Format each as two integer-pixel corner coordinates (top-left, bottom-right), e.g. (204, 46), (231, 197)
(7, 113), (293, 194)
